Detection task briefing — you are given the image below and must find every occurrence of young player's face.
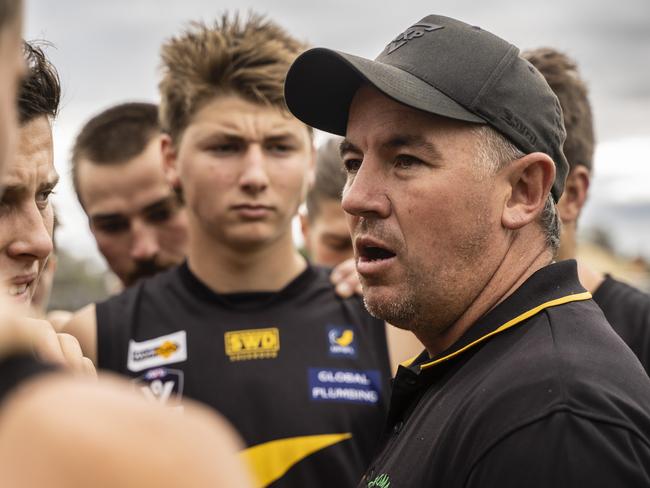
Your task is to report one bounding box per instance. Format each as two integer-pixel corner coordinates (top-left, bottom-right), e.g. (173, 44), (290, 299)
(341, 86), (507, 334)
(0, 10), (25, 182)
(171, 95), (314, 252)
(0, 116), (57, 305)
(78, 137), (188, 286)
(302, 198), (352, 267)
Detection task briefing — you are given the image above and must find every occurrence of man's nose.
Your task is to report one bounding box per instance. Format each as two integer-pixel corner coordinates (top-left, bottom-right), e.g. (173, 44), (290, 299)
(239, 145), (269, 195)
(6, 204), (53, 262)
(341, 158), (391, 219)
(130, 220), (160, 260)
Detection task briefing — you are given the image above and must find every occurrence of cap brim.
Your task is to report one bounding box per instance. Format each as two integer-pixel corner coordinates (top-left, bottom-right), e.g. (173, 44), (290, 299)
(285, 47), (486, 136)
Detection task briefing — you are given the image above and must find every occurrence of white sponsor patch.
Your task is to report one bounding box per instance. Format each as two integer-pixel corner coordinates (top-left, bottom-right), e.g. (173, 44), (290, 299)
(127, 331), (187, 372)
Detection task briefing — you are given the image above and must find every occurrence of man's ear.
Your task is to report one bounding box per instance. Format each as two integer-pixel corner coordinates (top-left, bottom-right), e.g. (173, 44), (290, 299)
(307, 142), (317, 190)
(501, 152), (556, 230)
(160, 134), (180, 190)
(299, 211), (311, 248)
(556, 165), (590, 225)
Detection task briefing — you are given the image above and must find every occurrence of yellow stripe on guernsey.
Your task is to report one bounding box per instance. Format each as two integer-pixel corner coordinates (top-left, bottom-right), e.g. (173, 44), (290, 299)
(400, 292), (593, 370)
(241, 433), (352, 488)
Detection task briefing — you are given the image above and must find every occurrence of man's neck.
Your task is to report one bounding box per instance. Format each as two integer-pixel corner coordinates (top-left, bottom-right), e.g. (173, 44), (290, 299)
(187, 227), (307, 294)
(424, 233), (553, 357)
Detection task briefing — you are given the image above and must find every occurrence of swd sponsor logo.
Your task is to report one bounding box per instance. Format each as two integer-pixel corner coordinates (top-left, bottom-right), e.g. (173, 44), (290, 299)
(225, 327), (280, 361)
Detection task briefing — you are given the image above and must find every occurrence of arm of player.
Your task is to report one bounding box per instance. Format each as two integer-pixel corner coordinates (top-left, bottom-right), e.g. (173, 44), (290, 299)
(0, 374), (253, 488)
(60, 303), (98, 365)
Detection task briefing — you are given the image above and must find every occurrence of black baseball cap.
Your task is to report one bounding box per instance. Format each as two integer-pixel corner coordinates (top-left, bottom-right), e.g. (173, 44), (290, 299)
(285, 15), (569, 201)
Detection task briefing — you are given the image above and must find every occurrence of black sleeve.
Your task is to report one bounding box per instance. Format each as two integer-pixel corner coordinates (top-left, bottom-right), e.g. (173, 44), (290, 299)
(466, 410), (650, 488)
(0, 354), (56, 406)
(594, 277), (650, 375)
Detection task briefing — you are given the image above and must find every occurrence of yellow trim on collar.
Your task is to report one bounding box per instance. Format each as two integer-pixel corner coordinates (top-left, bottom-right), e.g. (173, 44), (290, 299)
(407, 291), (592, 371)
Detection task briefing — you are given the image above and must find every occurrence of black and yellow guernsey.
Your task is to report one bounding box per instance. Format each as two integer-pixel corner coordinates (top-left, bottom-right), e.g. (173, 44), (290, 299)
(360, 260), (650, 488)
(96, 262), (391, 488)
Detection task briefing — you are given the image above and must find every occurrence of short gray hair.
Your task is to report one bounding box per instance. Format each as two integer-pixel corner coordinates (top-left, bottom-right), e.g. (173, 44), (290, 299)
(473, 125), (561, 254)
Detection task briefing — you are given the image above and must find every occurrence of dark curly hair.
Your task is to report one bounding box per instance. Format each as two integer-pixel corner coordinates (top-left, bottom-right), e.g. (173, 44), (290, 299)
(18, 41), (61, 125)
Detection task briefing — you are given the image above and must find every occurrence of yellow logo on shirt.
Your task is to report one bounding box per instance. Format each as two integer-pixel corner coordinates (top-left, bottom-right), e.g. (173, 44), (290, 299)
(155, 340), (178, 358)
(225, 328), (280, 361)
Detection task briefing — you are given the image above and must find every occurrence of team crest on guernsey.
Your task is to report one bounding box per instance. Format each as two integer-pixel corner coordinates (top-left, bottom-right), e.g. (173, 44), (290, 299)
(327, 325), (357, 357)
(133, 367), (184, 408)
(127, 330), (187, 372)
(224, 327), (280, 361)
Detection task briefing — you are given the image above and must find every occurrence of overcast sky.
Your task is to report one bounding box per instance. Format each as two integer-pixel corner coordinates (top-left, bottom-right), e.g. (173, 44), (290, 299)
(24, 0), (650, 267)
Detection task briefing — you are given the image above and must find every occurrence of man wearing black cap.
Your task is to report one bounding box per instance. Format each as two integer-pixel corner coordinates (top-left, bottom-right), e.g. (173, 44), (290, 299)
(285, 14), (650, 486)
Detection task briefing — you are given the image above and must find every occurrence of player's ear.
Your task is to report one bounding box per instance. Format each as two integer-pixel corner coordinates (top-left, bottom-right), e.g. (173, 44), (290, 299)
(299, 211), (311, 251)
(161, 134), (180, 191)
(501, 152), (555, 230)
(556, 165), (590, 225)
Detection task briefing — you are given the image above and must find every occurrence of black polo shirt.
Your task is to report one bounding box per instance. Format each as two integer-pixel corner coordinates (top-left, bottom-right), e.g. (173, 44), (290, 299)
(360, 260), (650, 487)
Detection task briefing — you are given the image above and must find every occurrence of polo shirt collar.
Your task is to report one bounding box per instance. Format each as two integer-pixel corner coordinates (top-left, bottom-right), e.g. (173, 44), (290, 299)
(404, 259), (591, 374)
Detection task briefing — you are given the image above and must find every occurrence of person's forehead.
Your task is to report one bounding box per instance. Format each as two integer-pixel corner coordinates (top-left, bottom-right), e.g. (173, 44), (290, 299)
(346, 85), (477, 149)
(3, 117), (56, 185)
(79, 156), (172, 216)
(314, 198), (347, 223)
(187, 94), (311, 140)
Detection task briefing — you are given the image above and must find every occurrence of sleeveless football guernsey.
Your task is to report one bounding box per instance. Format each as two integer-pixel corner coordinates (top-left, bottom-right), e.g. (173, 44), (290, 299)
(97, 263), (391, 487)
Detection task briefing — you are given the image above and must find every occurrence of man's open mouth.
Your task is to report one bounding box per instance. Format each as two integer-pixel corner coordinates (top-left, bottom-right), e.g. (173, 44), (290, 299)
(356, 238), (397, 263)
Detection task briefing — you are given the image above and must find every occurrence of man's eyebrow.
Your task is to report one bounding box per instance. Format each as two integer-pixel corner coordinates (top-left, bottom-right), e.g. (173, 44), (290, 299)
(90, 212), (127, 222)
(39, 173), (60, 191)
(339, 139), (360, 157)
(382, 134), (443, 159)
(142, 195), (176, 213)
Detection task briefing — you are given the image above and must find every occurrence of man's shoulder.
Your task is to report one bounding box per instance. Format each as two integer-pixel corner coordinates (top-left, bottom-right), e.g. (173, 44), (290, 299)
(594, 275), (650, 323)
(462, 298), (650, 440)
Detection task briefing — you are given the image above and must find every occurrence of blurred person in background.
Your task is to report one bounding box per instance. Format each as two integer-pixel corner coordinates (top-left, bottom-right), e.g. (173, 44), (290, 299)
(524, 47), (650, 373)
(301, 136), (353, 267)
(71, 102), (188, 287)
(0, 40), (58, 307)
(65, 14), (396, 487)
(0, 6), (251, 488)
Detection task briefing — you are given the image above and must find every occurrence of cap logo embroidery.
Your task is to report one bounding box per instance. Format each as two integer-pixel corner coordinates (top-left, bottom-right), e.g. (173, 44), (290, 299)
(386, 23), (444, 54)
(501, 108), (537, 145)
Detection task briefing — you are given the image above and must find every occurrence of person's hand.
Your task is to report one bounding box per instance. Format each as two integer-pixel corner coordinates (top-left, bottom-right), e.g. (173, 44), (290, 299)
(330, 258), (363, 298)
(0, 300), (96, 378)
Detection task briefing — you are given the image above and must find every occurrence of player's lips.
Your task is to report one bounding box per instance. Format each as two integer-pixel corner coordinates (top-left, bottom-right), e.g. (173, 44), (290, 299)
(231, 203), (275, 219)
(6, 273), (37, 303)
(355, 236), (397, 276)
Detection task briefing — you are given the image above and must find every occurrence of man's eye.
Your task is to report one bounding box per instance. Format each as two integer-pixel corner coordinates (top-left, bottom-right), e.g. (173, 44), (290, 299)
(145, 206), (173, 223)
(266, 142), (294, 154)
(208, 143), (241, 155)
(36, 189), (55, 207)
(343, 158), (362, 173)
(395, 155), (422, 169)
(94, 220), (130, 234)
